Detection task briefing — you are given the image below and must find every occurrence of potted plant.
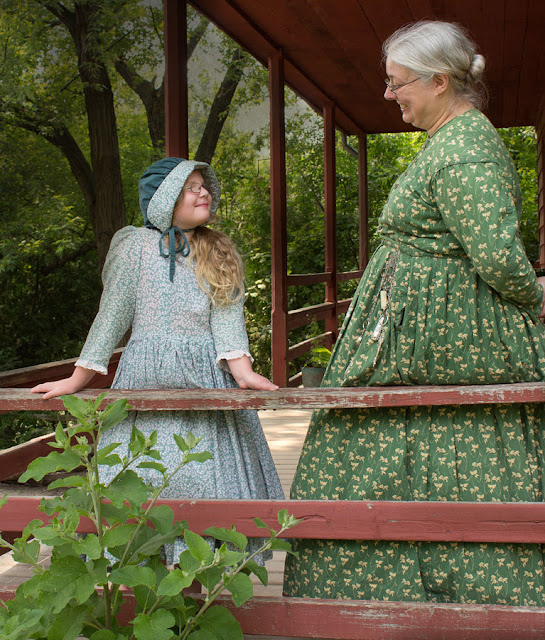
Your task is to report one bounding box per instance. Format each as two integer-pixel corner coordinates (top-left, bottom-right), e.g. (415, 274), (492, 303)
(301, 345), (331, 387)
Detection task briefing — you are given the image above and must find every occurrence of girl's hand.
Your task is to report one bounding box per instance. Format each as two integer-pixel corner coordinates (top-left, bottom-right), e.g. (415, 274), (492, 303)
(234, 371), (279, 391)
(31, 366), (96, 400)
(226, 355), (279, 391)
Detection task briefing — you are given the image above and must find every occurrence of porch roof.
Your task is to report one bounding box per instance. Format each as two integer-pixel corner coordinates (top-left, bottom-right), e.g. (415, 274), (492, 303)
(190, 0), (545, 134)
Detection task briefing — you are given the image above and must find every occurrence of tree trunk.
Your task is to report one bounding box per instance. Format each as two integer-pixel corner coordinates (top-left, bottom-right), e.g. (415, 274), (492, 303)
(72, 1), (126, 266)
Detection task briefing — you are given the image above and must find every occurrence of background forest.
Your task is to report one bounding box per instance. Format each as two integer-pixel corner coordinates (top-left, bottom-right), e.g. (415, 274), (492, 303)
(0, 0), (539, 446)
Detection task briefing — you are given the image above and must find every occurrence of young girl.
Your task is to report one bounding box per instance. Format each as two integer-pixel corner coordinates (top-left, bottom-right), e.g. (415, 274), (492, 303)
(32, 157), (284, 563)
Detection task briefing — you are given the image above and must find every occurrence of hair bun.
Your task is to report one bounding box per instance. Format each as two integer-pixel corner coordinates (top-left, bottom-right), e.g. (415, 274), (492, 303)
(467, 54), (485, 83)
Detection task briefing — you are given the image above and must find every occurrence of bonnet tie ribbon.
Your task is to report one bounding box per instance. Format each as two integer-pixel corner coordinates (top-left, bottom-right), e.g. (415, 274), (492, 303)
(159, 226), (195, 282)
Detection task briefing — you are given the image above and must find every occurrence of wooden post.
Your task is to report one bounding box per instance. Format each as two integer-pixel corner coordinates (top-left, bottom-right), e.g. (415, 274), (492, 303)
(324, 102), (337, 347)
(269, 51), (288, 387)
(537, 95), (545, 267)
(358, 133), (369, 270)
(164, 0), (188, 158)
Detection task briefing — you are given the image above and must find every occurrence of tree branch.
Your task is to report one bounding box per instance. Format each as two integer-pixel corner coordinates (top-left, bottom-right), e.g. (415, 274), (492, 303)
(0, 100), (94, 207)
(187, 14), (209, 59)
(194, 48), (247, 163)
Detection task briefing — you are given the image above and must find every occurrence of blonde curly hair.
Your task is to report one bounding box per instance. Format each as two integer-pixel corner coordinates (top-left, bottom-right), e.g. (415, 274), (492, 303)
(191, 226), (244, 307)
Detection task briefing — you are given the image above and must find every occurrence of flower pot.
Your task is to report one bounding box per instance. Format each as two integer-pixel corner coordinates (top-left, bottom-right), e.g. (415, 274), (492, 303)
(301, 366), (325, 387)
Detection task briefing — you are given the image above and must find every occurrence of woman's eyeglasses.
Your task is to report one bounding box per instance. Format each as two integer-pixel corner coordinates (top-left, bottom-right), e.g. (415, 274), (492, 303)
(384, 77), (420, 95)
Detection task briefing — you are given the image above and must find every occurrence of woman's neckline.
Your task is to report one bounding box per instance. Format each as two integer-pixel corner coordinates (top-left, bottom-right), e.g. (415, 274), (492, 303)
(428, 107), (477, 139)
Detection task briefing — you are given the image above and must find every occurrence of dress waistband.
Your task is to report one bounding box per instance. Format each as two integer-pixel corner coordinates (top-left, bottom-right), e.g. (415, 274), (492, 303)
(380, 237), (468, 260)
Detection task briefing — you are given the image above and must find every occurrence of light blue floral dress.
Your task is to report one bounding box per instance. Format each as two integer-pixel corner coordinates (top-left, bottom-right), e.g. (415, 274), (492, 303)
(76, 226), (284, 563)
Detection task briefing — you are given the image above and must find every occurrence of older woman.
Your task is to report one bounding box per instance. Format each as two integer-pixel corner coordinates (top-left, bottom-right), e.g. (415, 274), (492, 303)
(284, 21), (545, 605)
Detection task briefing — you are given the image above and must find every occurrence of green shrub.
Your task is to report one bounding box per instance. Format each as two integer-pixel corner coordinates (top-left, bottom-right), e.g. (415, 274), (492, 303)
(0, 394), (300, 639)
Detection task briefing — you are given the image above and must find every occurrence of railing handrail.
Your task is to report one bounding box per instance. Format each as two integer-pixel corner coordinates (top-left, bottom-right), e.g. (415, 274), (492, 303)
(1, 382), (544, 412)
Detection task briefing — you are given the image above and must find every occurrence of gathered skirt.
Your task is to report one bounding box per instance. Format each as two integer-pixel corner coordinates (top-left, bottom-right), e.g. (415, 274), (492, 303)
(283, 244), (545, 605)
(99, 332), (284, 564)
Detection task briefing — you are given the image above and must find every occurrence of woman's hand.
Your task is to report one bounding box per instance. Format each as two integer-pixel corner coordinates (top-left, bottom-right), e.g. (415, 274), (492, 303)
(31, 366), (96, 400)
(226, 355), (279, 391)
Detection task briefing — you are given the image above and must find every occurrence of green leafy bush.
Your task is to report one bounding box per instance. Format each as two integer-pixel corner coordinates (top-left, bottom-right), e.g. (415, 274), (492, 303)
(0, 394), (300, 639)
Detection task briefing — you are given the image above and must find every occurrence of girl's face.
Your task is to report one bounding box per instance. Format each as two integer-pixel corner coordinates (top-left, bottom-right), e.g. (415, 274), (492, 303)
(172, 170), (212, 229)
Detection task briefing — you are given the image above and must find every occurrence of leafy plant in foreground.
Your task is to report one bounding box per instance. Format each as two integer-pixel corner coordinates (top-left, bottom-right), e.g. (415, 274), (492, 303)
(0, 394), (300, 639)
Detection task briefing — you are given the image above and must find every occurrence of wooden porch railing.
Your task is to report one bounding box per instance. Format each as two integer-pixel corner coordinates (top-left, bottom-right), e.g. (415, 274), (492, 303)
(1, 358), (545, 638)
(286, 269), (362, 387)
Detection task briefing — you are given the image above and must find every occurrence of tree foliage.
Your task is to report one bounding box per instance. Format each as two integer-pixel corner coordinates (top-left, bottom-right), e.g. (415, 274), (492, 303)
(0, 1), (539, 395)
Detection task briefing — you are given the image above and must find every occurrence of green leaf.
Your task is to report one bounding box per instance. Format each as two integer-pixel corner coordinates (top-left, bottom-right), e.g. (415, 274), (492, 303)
(46, 603), (87, 640)
(96, 442), (121, 458)
(157, 568), (195, 596)
(243, 559), (268, 586)
(133, 610), (175, 640)
(146, 505), (175, 535)
(268, 538), (293, 552)
(102, 469), (149, 508)
(137, 461), (167, 473)
(19, 448), (82, 482)
(202, 526), (247, 551)
(183, 451), (213, 465)
(197, 567), (223, 592)
(224, 571), (254, 607)
(129, 527), (183, 560)
(100, 398), (130, 432)
(198, 606), (243, 639)
(48, 475), (88, 490)
(187, 631), (216, 640)
(2, 607), (44, 638)
(184, 530), (213, 563)
(216, 550), (246, 568)
(89, 631), (120, 640)
(54, 421), (69, 447)
(61, 394), (90, 420)
(0, 495), (6, 510)
(48, 556), (97, 611)
(101, 524), (137, 548)
(63, 502), (80, 533)
(98, 454), (123, 467)
(185, 432), (201, 450)
(109, 565), (156, 589)
(178, 549), (202, 574)
(72, 533), (102, 560)
(173, 433), (189, 453)
(88, 557), (110, 585)
(133, 584), (158, 611)
(129, 424), (147, 456)
(252, 517), (273, 533)
(12, 538), (41, 565)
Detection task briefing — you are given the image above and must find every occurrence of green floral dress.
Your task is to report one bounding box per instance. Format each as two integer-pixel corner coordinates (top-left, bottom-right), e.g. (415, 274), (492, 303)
(283, 110), (545, 605)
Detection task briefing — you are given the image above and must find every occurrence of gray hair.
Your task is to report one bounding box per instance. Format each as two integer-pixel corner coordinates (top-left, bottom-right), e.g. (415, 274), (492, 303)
(383, 21), (487, 109)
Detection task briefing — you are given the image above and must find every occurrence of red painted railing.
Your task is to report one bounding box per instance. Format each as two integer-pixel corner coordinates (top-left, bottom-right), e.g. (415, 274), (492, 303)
(1, 358), (545, 638)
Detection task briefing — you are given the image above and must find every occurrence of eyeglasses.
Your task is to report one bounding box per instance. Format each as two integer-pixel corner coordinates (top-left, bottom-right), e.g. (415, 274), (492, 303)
(184, 183), (209, 194)
(384, 77), (420, 95)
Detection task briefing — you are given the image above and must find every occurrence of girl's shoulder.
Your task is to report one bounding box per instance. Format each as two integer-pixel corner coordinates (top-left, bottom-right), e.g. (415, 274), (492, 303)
(110, 225), (159, 249)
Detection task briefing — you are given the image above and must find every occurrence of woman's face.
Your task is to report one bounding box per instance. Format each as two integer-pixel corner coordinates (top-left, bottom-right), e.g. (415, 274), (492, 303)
(384, 59), (445, 133)
(172, 170), (212, 229)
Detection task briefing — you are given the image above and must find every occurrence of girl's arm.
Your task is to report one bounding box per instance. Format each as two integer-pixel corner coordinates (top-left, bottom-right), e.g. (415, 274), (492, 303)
(226, 354), (278, 391)
(32, 227), (142, 400)
(31, 366), (96, 400)
(209, 291), (278, 390)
